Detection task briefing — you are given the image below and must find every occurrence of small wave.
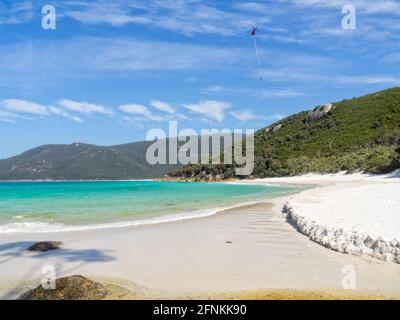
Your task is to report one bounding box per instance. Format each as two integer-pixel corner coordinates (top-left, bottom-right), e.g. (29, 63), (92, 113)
(0, 201), (259, 234)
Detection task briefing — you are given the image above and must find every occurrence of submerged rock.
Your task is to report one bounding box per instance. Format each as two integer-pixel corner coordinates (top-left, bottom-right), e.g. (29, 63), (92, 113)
(28, 241), (62, 252)
(19, 275), (108, 300)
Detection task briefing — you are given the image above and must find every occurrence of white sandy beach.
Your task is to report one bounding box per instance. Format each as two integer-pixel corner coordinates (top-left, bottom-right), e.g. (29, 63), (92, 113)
(250, 171), (400, 263)
(0, 172), (399, 299)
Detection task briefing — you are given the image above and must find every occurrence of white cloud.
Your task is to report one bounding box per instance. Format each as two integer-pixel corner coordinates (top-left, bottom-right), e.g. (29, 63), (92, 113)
(176, 113), (190, 121)
(0, 98), (104, 123)
(121, 116), (145, 129)
(119, 103), (163, 122)
(58, 99), (113, 115)
(335, 75), (400, 85)
(260, 65), (400, 87)
(87, 38), (245, 72)
(288, 0), (400, 14)
(6, 33), (396, 94)
(268, 113), (286, 121)
(0, 37), (250, 95)
(234, 2), (271, 12)
(202, 85), (227, 94)
(62, 2), (147, 27)
(259, 89), (305, 98)
(230, 110), (258, 122)
(150, 100), (175, 114)
(60, 0), (271, 36)
(49, 107), (83, 123)
(230, 110), (286, 123)
(0, 1), (33, 25)
(119, 103), (148, 115)
(0, 118), (16, 123)
(0, 99), (48, 115)
(183, 100), (231, 123)
(0, 110), (19, 123)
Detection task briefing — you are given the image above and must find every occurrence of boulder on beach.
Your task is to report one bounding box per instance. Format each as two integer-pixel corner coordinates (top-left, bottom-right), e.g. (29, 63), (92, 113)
(19, 275), (108, 300)
(28, 241), (62, 252)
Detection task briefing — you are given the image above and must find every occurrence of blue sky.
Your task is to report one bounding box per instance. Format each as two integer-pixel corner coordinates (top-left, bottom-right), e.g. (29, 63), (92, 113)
(0, 0), (400, 159)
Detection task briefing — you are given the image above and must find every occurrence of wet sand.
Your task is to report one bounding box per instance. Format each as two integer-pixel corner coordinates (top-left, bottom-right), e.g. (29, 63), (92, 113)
(0, 200), (399, 299)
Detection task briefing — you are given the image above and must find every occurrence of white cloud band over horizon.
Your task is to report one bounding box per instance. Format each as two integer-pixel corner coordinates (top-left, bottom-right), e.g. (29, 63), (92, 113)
(0, 97), (273, 127)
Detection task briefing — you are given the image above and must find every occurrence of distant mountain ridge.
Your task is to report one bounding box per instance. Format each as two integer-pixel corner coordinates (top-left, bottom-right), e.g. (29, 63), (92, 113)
(0, 141), (181, 180)
(0, 134), (241, 180)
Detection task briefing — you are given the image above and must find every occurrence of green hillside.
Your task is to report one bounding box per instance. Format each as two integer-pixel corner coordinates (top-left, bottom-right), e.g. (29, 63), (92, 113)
(170, 87), (400, 180)
(0, 141), (181, 180)
(0, 134), (237, 180)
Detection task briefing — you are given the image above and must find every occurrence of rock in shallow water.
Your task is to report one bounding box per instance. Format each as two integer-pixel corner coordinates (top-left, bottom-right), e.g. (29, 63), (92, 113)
(19, 275), (108, 300)
(28, 241), (62, 252)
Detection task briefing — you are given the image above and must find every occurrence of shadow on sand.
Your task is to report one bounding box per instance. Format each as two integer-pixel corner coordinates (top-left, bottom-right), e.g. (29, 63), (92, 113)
(384, 170), (400, 179)
(0, 241), (115, 264)
(361, 169), (400, 180)
(0, 241), (116, 300)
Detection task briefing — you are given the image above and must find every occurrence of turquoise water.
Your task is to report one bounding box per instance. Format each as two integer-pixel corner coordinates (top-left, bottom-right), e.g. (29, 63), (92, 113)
(0, 181), (302, 233)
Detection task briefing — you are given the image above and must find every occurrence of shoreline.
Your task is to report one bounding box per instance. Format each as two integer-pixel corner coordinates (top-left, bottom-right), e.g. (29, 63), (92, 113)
(0, 200), (264, 234)
(0, 179), (155, 183)
(0, 172), (399, 299)
(0, 181), (304, 234)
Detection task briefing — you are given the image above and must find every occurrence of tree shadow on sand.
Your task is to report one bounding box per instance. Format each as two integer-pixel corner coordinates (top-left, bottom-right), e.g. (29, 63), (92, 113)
(0, 241), (116, 299)
(383, 169), (400, 179)
(0, 241), (115, 264)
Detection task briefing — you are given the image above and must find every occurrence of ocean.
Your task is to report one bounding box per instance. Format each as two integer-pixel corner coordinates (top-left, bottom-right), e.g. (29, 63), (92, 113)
(0, 181), (303, 233)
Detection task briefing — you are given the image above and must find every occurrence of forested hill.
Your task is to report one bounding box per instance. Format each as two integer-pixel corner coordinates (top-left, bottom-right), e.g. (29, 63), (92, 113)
(0, 141), (180, 180)
(0, 134), (238, 180)
(170, 87), (400, 180)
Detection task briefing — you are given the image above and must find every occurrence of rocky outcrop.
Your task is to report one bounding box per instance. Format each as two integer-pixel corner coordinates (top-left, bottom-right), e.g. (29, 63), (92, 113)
(160, 174), (235, 182)
(28, 241), (62, 252)
(19, 275), (108, 300)
(265, 124), (283, 133)
(305, 103), (334, 124)
(272, 124), (283, 132)
(282, 203), (400, 264)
